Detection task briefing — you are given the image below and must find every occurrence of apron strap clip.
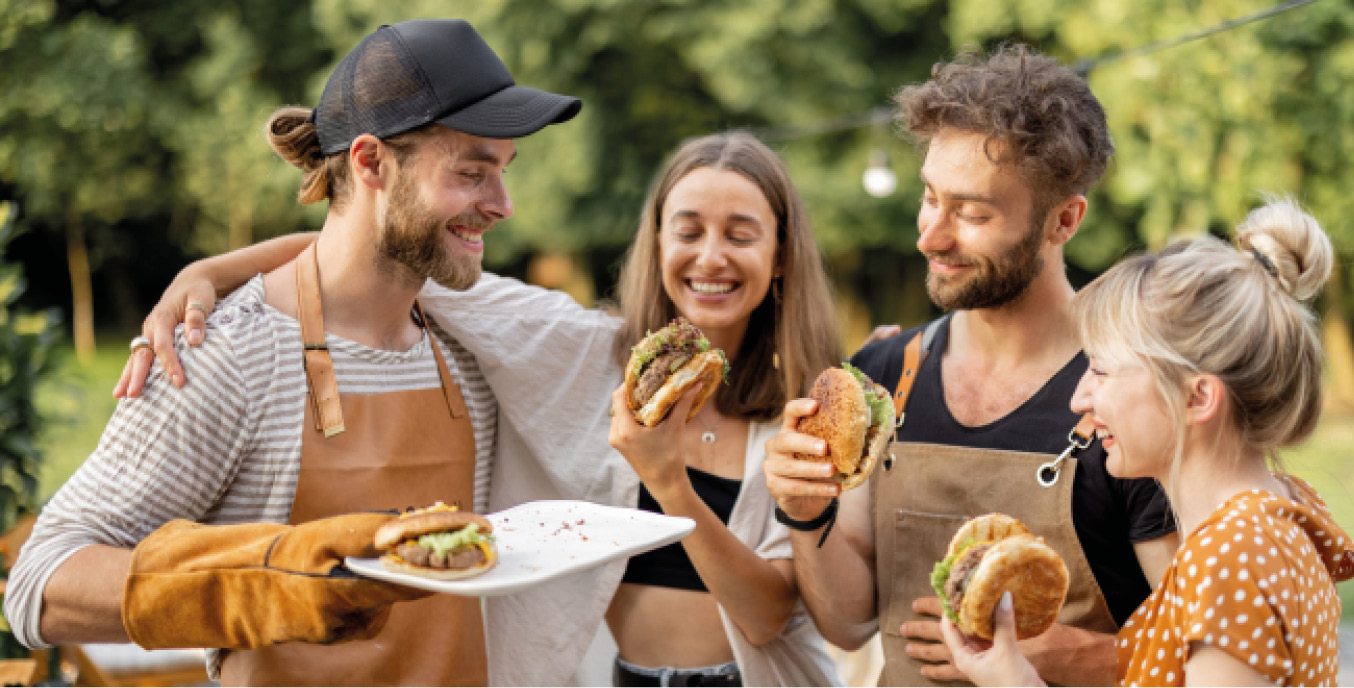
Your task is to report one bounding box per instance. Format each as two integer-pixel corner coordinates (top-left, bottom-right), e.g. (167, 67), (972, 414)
(1036, 414), (1096, 487)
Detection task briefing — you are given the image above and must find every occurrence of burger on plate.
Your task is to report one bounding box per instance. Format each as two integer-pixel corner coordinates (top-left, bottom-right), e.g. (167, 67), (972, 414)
(930, 513), (1068, 640)
(624, 318), (728, 427)
(793, 364), (896, 491)
(375, 502), (497, 580)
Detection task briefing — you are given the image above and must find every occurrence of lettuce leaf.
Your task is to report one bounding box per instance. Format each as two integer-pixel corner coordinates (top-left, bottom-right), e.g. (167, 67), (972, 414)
(929, 538), (976, 623)
(417, 523), (492, 557)
(842, 362), (893, 428)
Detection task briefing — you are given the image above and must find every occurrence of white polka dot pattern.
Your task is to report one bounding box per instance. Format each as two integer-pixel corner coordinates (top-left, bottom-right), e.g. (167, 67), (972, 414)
(1116, 476), (1352, 686)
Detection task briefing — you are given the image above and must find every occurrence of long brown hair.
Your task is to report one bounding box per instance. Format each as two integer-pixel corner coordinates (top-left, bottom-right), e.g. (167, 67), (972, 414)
(612, 132), (840, 421)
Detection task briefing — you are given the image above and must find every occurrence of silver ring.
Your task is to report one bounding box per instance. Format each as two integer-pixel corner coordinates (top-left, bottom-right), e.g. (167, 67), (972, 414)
(186, 301), (207, 314)
(129, 335), (152, 354)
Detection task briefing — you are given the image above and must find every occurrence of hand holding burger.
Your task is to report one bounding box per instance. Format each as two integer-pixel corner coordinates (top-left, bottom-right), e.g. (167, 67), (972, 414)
(376, 502), (498, 580)
(792, 364), (896, 491)
(624, 318), (728, 426)
(931, 514), (1068, 641)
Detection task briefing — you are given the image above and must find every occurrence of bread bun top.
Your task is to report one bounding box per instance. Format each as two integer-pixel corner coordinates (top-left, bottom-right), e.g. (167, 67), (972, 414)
(956, 533), (1069, 640)
(946, 513), (1029, 559)
(375, 505), (493, 550)
(796, 367), (870, 476)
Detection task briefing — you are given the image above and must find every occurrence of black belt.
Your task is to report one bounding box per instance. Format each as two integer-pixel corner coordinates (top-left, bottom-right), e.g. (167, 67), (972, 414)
(613, 658), (741, 687)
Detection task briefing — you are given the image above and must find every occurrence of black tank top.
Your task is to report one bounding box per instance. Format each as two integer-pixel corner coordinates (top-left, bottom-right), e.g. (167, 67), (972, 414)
(621, 466), (742, 592)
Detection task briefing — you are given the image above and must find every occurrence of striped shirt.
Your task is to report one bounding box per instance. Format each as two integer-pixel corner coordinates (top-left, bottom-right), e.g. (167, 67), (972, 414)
(4, 276), (497, 656)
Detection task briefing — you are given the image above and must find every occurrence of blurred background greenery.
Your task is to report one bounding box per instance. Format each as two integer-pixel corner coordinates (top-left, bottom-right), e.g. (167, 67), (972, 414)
(2, 0), (1353, 624)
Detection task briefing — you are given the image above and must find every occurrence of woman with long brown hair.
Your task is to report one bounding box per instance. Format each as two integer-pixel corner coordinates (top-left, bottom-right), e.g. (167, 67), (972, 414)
(117, 132), (845, 686)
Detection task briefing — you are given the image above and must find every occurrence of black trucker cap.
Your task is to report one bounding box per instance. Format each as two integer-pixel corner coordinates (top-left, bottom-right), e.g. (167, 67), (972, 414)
(312, 19), (582, 154)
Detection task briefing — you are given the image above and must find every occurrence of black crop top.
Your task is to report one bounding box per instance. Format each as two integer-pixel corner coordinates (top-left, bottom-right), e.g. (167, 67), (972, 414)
(621, 466), (742, 592)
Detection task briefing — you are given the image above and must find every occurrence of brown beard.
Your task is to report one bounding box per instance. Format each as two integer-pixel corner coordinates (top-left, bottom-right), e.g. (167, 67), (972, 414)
(377, 172), (485, 291)
(925, 219), (1045, 311)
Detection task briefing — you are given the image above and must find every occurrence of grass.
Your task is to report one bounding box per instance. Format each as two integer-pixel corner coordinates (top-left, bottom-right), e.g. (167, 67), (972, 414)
(28, 341), (1354, 616)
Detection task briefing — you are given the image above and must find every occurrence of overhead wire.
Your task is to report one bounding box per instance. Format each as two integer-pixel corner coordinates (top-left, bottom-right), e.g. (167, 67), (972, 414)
(754, 0), (1322, 143)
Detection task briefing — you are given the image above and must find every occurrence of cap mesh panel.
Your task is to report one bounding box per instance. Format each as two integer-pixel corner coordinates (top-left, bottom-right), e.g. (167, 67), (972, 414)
(315, 29), (438, 154)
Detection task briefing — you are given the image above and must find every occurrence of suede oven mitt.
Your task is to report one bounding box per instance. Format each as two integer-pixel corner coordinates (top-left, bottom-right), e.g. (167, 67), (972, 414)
(122, 512), (429, 649)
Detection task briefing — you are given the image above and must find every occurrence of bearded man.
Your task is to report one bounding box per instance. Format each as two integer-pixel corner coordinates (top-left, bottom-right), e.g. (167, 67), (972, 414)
(5, 19), (579, 686)
(763, 45), (1180, 686)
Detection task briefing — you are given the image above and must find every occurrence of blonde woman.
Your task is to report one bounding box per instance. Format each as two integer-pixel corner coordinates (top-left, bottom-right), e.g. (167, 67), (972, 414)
(116, 133), (846, 686)
(941, 198), (1354, 686)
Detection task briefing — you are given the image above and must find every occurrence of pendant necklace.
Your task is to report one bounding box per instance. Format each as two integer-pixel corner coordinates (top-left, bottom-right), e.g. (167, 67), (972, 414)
(699, 413), (720, 444)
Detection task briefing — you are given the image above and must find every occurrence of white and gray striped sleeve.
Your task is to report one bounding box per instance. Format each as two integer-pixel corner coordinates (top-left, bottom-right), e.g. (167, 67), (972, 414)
(4, 325), (257, 649)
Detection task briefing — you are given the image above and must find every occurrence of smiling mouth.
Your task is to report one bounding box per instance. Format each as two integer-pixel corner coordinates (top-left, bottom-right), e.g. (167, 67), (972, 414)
(688, 280), (738, 295)
(449, 225), (484, 245)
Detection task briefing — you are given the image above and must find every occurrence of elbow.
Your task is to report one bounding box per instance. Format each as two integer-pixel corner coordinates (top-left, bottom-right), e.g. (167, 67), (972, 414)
(742, 618), (789, 647)
(736, 604), (795, 647)
(818, 621), (875, 651)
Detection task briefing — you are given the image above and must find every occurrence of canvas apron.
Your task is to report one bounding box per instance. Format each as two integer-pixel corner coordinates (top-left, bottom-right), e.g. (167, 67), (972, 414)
(222, 243), (487, 686)
(873, 330), (1116, 687)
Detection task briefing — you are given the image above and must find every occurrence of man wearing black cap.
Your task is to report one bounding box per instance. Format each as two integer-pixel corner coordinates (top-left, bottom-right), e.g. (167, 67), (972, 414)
(5, 19), (579, 685)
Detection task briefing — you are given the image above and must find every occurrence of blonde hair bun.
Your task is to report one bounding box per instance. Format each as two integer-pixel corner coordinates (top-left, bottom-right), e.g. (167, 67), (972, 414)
(1236, 197), (1333, 301)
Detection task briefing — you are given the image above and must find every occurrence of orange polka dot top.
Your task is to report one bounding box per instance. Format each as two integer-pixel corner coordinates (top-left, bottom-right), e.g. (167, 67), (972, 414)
(1117, 475), (1354, 687)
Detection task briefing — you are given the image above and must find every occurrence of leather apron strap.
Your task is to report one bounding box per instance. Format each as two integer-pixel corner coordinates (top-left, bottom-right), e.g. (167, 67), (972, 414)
(874, 324), (1114, 687)
(221, 244), (486, 686)
(296, 242), (345, 437)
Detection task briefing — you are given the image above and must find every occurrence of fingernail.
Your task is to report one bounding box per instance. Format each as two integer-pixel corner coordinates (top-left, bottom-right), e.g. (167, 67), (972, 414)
(817, 441), (826, 452)
(188, 329), (202, 345)
(172, 374), (184, 388)
(1000, 591), (1013, 611)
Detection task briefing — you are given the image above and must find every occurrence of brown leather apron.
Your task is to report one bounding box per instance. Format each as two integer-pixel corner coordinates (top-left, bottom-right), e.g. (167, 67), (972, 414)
(873, 325), (1116, 686)
(222, 244), (488, 686)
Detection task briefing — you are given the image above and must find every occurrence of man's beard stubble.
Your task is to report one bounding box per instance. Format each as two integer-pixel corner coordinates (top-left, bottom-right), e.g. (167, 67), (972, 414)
(924, 220), (1045, 311)
(376, 173), (485, 292)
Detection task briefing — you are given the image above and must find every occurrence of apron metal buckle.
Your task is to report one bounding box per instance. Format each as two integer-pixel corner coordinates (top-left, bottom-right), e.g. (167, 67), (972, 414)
(1037, 427), (1094, 487)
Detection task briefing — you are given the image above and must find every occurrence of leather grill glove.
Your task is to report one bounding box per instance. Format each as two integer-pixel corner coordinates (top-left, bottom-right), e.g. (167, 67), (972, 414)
(122, 512), (430, 649)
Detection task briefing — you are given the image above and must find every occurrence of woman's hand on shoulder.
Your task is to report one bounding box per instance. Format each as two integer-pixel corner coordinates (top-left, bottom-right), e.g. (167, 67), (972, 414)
(113, 268), (218, 399)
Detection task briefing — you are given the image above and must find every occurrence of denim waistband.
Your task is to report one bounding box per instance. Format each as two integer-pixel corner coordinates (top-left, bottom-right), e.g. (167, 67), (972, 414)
(613, 657), (741, 687)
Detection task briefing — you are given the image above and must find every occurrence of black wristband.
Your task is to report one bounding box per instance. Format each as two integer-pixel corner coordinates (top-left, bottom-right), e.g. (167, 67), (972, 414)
(774, 498), (839, 548)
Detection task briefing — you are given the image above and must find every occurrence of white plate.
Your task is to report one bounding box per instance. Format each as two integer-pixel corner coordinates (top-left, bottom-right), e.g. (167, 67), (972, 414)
(345, 500), (694, 597)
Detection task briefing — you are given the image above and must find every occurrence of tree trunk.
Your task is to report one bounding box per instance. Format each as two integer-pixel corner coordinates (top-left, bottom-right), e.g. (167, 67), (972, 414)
(65, 212), (95, 363)
(1322, 259), (1354, 412)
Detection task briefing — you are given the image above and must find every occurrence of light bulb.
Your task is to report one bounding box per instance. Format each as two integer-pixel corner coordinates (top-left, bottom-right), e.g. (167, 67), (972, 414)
(862, 150), (897, 198)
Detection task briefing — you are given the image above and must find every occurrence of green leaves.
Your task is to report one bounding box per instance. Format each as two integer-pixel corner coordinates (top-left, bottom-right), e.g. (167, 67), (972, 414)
(0, 202), (62, 608)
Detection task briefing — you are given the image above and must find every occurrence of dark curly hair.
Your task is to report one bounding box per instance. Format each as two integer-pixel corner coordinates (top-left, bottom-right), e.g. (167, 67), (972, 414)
(895, 44), (1114, 217)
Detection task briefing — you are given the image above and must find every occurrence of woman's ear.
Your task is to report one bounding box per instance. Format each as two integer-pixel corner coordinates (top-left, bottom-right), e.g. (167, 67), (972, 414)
(349, 134), (387, 191)
(1185, 373), (1227, 426)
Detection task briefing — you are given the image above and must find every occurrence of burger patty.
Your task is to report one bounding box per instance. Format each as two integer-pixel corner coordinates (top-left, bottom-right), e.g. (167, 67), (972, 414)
(395, 542), (487, 570)
(945, 542), (994, 607)
(631, 350), (691, 408)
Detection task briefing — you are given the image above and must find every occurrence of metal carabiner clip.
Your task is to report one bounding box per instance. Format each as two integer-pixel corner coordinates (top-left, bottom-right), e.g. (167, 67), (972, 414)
(1037, 424), (1094, 488)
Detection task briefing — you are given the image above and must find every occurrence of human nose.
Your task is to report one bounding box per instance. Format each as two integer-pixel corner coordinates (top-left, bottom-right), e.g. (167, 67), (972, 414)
(695, 231), (728, 270)
(479, 174), (514, 221)
(916, 205), (953, 255)
(1070, 369), (1095, 416)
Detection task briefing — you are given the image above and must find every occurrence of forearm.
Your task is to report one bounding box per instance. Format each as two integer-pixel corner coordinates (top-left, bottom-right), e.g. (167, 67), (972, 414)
(1026, 627), (1117, 686)
(653, 485), (797, 645)
(197, 232), (316, 297)
(37, 545), (133, 644)
(790, 525), (878, 649)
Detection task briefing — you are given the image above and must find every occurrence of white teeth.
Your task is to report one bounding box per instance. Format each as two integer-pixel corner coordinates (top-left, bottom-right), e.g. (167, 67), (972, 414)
(690, 281), (735, 294)
(1096, 428), (1112, 439)
(450, 227), (482, 244)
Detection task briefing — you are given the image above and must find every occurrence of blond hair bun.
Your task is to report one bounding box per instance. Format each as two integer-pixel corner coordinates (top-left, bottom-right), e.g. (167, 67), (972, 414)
(1236, 198), (1333, 301)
